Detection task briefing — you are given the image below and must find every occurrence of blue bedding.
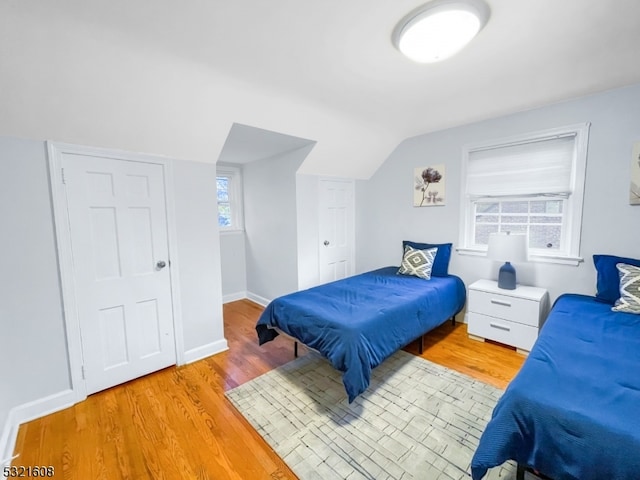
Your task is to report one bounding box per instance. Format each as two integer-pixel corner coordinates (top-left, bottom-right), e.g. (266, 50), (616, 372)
(256, 266), (466, 402)
(471, 294), (640, 480)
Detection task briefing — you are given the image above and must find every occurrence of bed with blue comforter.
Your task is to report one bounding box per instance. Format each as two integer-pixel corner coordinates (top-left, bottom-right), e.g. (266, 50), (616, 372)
(471, 294), (640, 480)
(256, 266), (466, 403)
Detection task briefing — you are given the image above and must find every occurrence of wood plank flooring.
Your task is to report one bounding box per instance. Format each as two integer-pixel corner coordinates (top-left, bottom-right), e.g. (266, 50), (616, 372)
(14, 299), (524, 479)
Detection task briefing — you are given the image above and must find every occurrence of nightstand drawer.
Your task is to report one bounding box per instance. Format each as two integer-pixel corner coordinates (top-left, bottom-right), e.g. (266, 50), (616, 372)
(467, 312), (539, 351)
(469, 289), (540, 327)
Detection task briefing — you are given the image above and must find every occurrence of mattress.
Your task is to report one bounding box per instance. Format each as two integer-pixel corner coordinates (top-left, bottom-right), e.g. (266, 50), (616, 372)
(256, 266), (466, 402)
(471, 294), (640, 480)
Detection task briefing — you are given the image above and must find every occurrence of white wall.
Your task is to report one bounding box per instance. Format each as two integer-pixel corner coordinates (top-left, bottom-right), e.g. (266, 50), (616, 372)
(219, 232), (248, 303)
(0, 137), (227, 455)
(296, 174), (321, 291)
(0, 137), (70, 440)
(222, 171), (353, 299)
(172, 160), (227, 358)
(356, 83), (640, 304)
(244, 146), (315, 302)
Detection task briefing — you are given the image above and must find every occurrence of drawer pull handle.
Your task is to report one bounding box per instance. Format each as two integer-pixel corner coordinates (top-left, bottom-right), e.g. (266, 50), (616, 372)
(490, 299), (512, 307)
(490, 322), (511, 332)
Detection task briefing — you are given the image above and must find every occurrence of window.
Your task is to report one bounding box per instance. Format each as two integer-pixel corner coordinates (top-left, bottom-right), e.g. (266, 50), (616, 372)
(459, 123), (590, 265)
(216, 166), (243, 232)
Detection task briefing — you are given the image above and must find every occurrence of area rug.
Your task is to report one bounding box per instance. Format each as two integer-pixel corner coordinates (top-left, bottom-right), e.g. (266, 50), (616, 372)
(226, 350), (530, 480)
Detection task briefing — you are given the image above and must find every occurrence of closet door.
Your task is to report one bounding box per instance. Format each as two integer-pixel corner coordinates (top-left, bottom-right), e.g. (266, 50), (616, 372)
(318, 179), (354, 284)
(63, 153), (176, 395)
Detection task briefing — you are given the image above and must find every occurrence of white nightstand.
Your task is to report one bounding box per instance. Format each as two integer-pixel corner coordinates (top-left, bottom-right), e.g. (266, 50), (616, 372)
(467, 279), (550, 354)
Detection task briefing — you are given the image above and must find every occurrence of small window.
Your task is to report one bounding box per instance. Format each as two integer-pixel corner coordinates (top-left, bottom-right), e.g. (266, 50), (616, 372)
(216, 166), (243, 232)
(459, 123), (590, 265)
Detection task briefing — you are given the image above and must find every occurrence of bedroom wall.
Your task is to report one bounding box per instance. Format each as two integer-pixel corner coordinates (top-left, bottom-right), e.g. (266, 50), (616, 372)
(220, 232), (248, 302)
(0, 136), (227, 456)
(171, 160), (227, 358)
(244, 145), (315, 303)
(356, 83), (640, 305)
(295, 174), (321, 291)
(0, 136), (70, 448)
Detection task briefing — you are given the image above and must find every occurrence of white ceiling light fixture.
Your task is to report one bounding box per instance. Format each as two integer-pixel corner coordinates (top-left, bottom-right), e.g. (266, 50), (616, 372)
(392, 0), (490, 63)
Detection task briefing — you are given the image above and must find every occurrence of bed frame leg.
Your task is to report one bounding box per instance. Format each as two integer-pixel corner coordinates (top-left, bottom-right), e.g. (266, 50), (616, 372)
(516, 464), (525, 480)
(451, 315), (456, 326)
(419, 335), (424, 354)
(294, 341), (298, 358)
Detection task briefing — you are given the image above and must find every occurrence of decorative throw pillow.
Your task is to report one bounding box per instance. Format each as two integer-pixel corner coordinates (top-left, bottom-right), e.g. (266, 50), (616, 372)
(397, 245), (437, 280)
(612, 263), (640, 314)
(593, 254), (640, 304)
(403, 240), (451, 277)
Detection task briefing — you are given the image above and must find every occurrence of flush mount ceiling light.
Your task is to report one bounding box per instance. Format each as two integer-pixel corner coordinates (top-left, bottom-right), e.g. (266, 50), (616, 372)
(392, 0), (490, 63)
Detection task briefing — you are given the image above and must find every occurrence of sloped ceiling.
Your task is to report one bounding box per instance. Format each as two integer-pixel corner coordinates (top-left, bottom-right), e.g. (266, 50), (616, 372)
(1, 0), (640, 178)
(218, 124), (315, 165)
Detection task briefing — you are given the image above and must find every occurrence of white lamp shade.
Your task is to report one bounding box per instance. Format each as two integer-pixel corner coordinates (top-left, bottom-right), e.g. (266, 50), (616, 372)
(487, 233), (528, 263)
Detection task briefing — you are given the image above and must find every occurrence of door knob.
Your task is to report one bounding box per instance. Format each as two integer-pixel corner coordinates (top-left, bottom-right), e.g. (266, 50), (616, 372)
(323, 240), (330, 246)
(156, 260), (167, 269)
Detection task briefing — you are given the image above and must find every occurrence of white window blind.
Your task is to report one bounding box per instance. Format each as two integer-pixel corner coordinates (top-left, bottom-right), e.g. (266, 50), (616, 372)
(466, 134), (576, 198)
(459, 123), (590, 265)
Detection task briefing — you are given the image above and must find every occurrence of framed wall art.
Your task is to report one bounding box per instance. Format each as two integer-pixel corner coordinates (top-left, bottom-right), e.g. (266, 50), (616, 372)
(414, 164), (445, 207)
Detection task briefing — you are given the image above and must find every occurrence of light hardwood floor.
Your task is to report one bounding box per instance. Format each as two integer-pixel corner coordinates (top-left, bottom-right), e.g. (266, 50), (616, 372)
(14, 299), (525, 479)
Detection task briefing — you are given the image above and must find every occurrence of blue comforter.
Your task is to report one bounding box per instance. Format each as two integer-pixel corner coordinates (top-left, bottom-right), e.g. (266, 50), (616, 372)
(256, 267), (466, 402)
(471, 294), (640, 480)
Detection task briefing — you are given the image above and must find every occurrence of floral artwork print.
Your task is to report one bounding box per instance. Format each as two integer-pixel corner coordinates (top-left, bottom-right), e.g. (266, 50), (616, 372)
(414, 165), (445, 206)
(631, 142), (640, 205)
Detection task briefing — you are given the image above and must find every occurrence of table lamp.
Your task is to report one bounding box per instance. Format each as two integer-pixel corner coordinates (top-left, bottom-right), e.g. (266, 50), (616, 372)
(487, 232), (528, 290)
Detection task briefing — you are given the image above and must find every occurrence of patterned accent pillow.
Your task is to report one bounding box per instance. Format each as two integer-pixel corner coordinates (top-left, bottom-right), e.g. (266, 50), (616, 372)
(612, 263), (640, 314)
(397, 245), (437, 280)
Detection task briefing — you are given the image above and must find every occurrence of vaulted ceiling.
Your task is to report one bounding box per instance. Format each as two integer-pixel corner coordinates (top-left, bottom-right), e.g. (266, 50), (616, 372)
(2, 0), (639, 178)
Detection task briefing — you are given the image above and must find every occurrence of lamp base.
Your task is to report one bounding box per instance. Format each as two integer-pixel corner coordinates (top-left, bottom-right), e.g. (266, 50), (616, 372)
(497, 261), (516, 290)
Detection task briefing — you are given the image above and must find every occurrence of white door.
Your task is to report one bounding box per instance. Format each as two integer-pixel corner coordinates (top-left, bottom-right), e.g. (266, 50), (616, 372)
(319, 179), (354, 283)
(62, 154), (176, 395)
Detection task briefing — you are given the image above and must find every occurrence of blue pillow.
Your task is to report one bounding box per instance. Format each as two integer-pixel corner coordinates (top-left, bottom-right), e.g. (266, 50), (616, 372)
(402, 241), (452, 277)
(593, 254), (640, 304)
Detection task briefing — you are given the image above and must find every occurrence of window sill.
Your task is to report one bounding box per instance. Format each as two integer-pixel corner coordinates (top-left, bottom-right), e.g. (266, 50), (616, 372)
(220, 229), (245, 236)
(456, 247), (583, 266)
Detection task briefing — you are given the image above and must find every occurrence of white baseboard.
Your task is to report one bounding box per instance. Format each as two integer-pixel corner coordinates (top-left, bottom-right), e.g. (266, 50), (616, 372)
(222, 291), (247, 304)
(183, 339), (229, 364)
(0, 389), (76, 468)
(246, 291), (271, 307)
(0, 410), (18, 469)
(221, 291), (272, 307)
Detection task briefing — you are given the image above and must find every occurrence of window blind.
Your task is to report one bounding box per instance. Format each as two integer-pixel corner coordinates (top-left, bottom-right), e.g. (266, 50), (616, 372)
(466, 135), (576, 197)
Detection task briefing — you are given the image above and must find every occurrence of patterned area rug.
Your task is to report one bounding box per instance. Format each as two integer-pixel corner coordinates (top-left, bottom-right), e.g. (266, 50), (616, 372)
(226, 350), (530, 480)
